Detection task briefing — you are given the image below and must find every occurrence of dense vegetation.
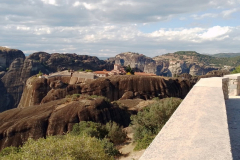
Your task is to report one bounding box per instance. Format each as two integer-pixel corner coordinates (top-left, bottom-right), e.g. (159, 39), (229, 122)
(131, 97), (182, 150)
(0, 121), (126, 160)
(0, 135), (114, 160)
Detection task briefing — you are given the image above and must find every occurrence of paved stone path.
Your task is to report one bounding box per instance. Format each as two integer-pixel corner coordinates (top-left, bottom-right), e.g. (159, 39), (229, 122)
(226, 96), (240, 160)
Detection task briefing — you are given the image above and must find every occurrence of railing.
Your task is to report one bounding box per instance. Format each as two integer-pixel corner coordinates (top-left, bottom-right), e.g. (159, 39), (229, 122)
(140, 76), (233, 160)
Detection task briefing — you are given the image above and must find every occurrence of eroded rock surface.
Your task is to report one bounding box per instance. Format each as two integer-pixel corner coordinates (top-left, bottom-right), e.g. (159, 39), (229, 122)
(18, 75), (193, 108)
(107, 52), (222, 76)
(0, 97), (130, 151)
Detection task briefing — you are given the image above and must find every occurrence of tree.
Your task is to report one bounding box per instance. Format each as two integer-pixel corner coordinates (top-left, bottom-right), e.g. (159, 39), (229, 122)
(231, 65), (240, 74)
(38, 70), (43, 76)
(125, 65), (134, 75)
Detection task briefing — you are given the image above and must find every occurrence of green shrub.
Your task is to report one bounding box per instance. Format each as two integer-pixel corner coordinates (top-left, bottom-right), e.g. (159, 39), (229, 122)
(71, 121), (108, 139)
(131, 97), (182, 150)
(0, 146), (20, 157)
(152, 97), (160, 101)
(134, 135), (154, 151)
(85, 69), (93, 72)
(90, 95), (99, 98)
(70, 121), (123, 156)
(38, 70), (43, 76)
(105, 121), (127, 145)
(0, 134), (113, 160)
(231, 65), (240, 74)
(99, 138), (120, 156)
(65, 94), (81, 101)
(65, 95), (71, 98)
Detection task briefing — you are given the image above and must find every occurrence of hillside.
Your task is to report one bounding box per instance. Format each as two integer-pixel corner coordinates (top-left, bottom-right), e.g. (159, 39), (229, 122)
(212, 53), (240, 58)
(154, 51), (240, 67)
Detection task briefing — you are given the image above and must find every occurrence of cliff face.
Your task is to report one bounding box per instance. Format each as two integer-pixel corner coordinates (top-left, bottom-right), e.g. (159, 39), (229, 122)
(0, 47), (25, 72)
(0, 47), (26, 112)
(0, 97), (130, 151)
(18, 75), (193, 108)
(107, 52), (221, 76)
(0, 48), (113, 112)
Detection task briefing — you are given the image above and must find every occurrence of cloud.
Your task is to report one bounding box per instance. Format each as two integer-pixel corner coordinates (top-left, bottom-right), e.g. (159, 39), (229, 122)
(191, 13), (218, 19)
(0, 0), (239, 57)
(199, 26), (230, 40)
(41, 0), (58, 6)
(222, 8), (238, 17)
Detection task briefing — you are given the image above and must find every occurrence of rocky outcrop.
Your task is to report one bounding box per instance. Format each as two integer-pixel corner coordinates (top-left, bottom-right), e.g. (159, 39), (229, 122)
(107, 52), (167, 74)
(108, 52), (222, 77)
(0, 47), (25, 72)
(0, 97), (130, 151)
(18, 75), (193, 108)
(0, 48), (113, 112)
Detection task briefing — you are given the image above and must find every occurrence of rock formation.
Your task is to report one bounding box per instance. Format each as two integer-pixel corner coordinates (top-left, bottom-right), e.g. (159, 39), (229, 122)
(0, 97), (130, 151)
(107, 52), (223, 76)
(0, 47), (25, 72)
(0, 48), (113, 112)
(18, 75), (193, 108)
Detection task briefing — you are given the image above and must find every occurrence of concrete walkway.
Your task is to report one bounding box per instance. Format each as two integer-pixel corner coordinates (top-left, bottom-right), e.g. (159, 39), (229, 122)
(226, 96), (240, 160)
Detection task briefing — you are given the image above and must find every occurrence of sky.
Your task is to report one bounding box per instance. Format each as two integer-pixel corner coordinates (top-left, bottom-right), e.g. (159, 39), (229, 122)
(0, 0), (240, 57)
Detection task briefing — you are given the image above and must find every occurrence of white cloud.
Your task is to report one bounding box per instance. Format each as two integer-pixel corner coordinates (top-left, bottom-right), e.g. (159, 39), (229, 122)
(41, 0), (58, 6)
(73, 1), (80, 7)
(199, 26), (230, 40)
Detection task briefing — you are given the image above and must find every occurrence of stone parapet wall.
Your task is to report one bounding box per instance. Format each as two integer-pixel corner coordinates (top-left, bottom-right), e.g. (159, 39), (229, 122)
(222, 78), (229, 100)
(224, 73), (240, 96)
(140, 77), (232, 160)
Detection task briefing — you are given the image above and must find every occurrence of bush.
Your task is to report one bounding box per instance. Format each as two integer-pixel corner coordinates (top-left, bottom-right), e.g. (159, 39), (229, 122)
(70, 121), (123, 156)
(71, 121), (108, 139)
(231, 65), (240, 74)
(37, 70), (43, 77)
(65, 94), (81, 101)
(152, 97), (160, 101)
(0, 134), (113, 160)
(105, 121), (127, 145)
(71, 121), (127, 145)
(65, 95), (71, 98)
(134, 135), (154, 151)
(99, 138), (120, 156)
(90, 95), (99, 98)
(85, 69), (93, 72)
(131, 97), (182, 150)
(0, 146), (20, 157)
(71, 94), (81, 101)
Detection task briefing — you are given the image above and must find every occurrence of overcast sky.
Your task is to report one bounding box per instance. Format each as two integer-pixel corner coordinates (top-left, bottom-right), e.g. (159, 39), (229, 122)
(1, 0), (240, 57)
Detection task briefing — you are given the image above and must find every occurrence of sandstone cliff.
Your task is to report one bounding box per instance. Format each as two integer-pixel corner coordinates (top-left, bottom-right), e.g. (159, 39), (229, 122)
(18, 75), (193, 108)
(0, 97), (130, 151)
